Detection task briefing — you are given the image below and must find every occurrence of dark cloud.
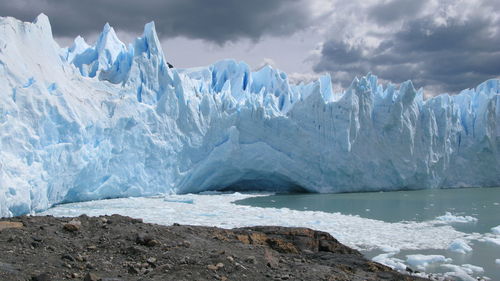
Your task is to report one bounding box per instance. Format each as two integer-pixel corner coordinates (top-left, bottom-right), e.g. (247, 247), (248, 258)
(368, 0), (426, 25)
(0, 0), (313, 44)
(315, 4), (500, 94)
(2, 0), (499, 94)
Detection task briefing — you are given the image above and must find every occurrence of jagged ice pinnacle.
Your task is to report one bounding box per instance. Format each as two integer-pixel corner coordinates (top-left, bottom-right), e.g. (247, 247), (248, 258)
(0, 15), (499, 217)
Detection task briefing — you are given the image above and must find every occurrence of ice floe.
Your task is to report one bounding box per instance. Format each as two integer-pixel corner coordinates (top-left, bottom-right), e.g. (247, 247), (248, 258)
(406, 254), (452, 271)
(448, 239), (473, 254)
(435, 212), (478, 224)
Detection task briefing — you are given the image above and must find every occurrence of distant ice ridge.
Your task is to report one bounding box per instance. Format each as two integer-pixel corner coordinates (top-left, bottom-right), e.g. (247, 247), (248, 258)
(0, 14), (499, 217)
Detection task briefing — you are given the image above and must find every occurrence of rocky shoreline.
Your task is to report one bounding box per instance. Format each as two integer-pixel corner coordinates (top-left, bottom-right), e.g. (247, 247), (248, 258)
(0, 215), (428, 281)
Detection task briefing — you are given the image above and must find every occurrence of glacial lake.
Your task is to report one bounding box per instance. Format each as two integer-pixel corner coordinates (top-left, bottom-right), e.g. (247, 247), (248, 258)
(235, 187), (500, 280)
(39, 187), (500, 280)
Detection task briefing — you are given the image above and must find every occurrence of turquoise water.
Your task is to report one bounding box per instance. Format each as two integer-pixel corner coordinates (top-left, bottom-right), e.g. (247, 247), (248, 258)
(235, 187), (500, 280)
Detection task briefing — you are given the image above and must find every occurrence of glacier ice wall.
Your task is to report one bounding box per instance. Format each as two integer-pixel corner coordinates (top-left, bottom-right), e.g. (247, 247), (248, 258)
(0, 15), (499, 217)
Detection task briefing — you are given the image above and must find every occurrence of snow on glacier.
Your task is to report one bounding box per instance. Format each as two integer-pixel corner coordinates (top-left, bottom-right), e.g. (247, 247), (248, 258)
(0, 14), (499, 217)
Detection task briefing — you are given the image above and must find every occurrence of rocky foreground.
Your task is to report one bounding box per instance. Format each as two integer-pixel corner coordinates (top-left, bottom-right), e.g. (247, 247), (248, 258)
(0, 215), (428, 281)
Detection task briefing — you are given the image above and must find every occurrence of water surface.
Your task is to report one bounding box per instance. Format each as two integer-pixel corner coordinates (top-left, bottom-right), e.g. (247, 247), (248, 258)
(235, 187), (500, 280)
(235, 187), (500, 233)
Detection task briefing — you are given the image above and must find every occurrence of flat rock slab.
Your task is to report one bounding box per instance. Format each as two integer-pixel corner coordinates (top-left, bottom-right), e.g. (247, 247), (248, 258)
(0, 215), (429, 281)
(0, 221), (23, 231)
(0, 262), (20, 274)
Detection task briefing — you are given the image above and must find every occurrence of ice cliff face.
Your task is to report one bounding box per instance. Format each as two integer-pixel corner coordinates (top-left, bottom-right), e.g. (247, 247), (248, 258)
(0, 15), (499, 217)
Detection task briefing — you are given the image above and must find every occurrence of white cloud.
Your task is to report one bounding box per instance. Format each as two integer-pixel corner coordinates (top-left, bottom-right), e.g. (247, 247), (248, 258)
(254, 58), (278, 71)
(287, 72), (322, 85)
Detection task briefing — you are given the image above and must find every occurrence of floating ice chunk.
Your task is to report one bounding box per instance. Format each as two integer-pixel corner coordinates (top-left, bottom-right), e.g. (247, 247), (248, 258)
(482, 237), (500, 246)
(448, 239), (473, 254)
(163, 198), (195, 204)
(444, 273), (475, 281)
(491, 225), (500, 235)
(379, 245), (400, 253)
(38, 194), (471, 252)
(372, 252), (406, 271)
(441, 264), (484, 281)
(406, 254), (452, 271)
(435, 212), (478, 224)
(164, 194), (195, 204)
(461, 264), (484, 274)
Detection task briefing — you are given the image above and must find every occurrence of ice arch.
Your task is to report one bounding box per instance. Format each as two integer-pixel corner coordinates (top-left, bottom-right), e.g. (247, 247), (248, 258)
(211, 171), (308, 193)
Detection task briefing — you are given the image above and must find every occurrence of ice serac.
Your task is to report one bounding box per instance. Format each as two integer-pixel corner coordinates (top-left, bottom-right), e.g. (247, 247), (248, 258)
(0, 15), (499, 217)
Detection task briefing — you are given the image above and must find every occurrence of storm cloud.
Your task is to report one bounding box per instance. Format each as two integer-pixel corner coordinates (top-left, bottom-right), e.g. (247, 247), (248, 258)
(314, 0), (500, 94)
(0, 0), (314, 43)
(1, 0), (499, 94)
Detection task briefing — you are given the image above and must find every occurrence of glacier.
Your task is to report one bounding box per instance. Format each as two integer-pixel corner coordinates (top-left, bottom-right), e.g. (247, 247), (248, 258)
(0, 14), (499, 217)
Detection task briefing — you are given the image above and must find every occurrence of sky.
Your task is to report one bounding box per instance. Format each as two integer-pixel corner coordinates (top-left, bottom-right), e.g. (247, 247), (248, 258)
(1, 0), (499, 96)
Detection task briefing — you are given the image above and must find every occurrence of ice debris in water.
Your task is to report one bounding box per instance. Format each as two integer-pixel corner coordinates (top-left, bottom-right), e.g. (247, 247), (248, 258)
(441, 264), (484, 281)
(372, 252), (407, 272)
(481, 237), (500, 246)
(447, 239), (473, 254)
(38, 193), (473, 252)
(491, 225), (500, 235)
(406, 254), (452, 271)
(435, 212), (478, 224)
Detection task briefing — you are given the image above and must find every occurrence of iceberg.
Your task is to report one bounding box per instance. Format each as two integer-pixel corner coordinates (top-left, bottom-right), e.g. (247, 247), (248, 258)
(372, 252), (407, 271)
(435, 212), (478, 224)
(406, 254), (452, 271)
(447, 239), (473, 254)
(441, 264), (484, 281)
(491, 225), (500, 235)
(0, 15), (499, 217)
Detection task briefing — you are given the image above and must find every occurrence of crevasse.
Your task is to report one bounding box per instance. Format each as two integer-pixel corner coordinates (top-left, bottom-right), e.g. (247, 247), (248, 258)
(0, 14), (498, 217)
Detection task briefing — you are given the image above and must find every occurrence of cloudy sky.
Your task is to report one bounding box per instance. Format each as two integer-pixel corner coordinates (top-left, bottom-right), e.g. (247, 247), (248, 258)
(1, 0), (499, 95)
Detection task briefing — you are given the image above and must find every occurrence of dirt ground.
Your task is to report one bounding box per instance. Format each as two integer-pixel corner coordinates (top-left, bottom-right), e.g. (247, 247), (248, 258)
(0, 214), (429, 281)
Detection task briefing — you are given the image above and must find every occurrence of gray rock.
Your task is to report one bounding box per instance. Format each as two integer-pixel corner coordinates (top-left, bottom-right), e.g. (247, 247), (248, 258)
(31, 273), (51, 281)
(63, 220), (81, 232)
(61, 254), (75, 262)
(0, 262), (19, 273)
(83, 272), (99, 281)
